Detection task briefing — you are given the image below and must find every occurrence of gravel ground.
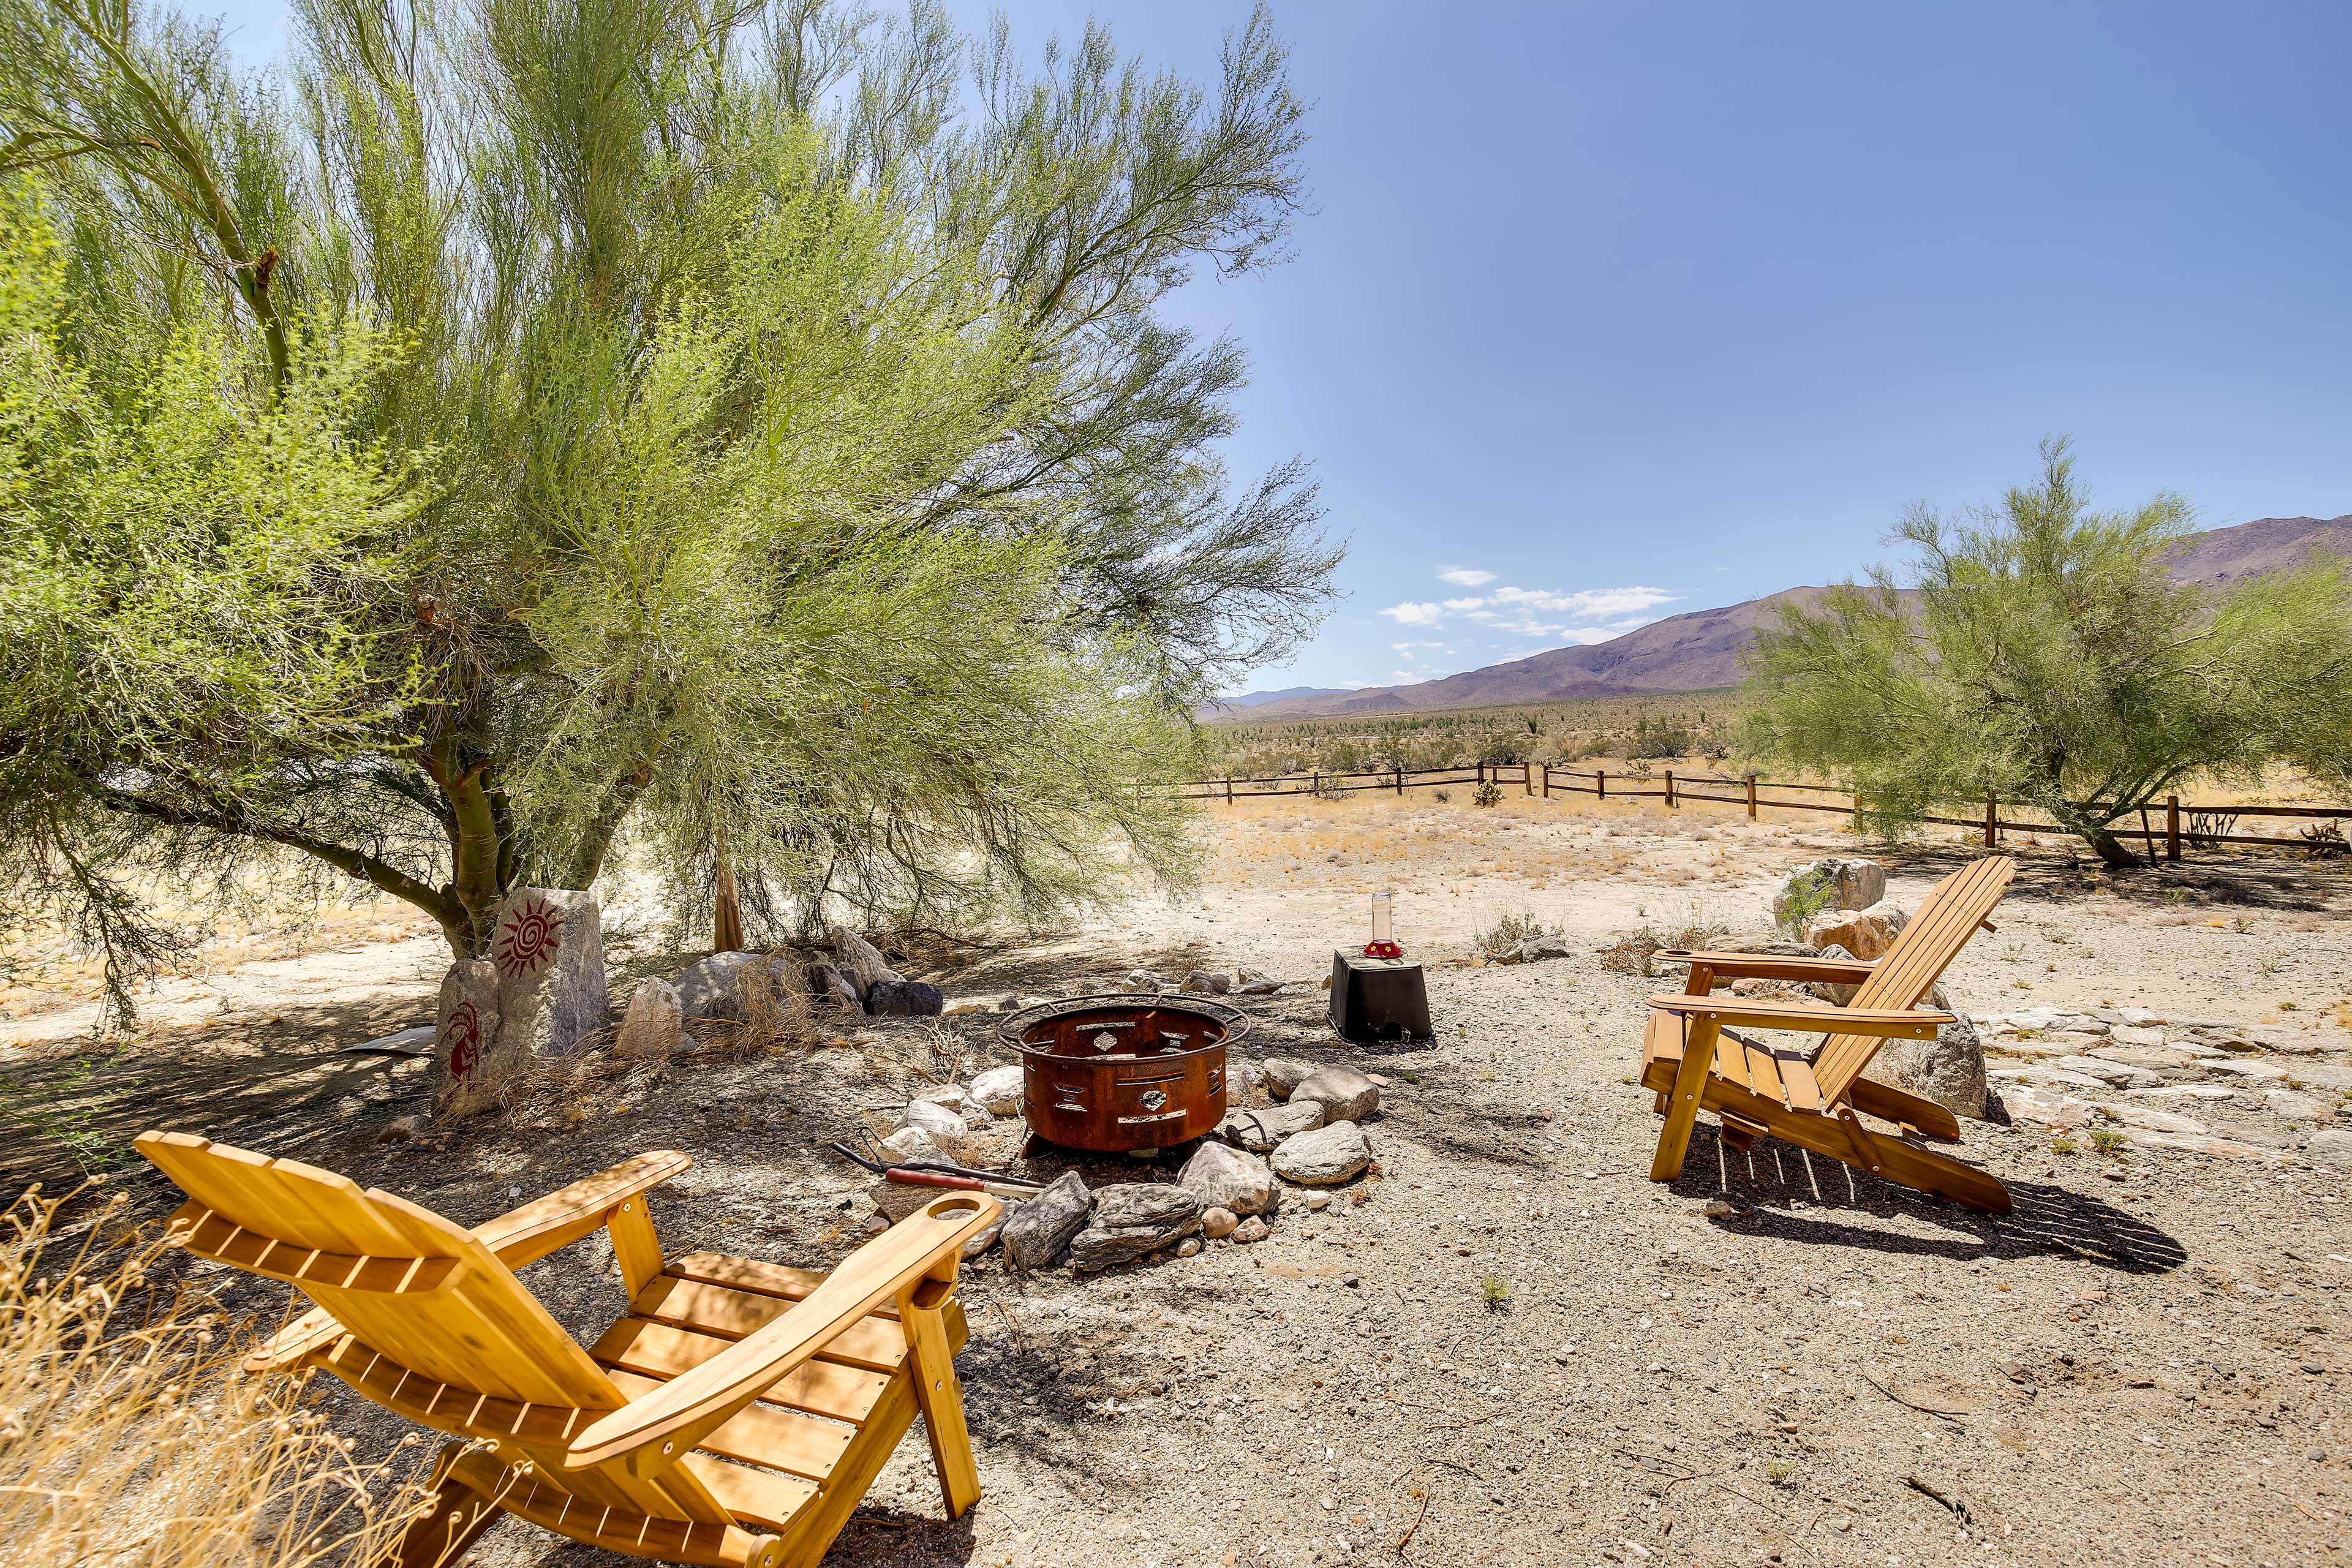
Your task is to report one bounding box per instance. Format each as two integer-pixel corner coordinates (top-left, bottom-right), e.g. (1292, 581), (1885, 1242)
(12, 793), (2352, 1568)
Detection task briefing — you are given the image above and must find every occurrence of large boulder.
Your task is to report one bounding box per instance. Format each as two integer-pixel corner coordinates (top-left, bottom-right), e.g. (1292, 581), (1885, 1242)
(1226, 1099), (1324, 1153)
(1772, 858), (1887, 933)
(489, 887), (608, 1058)
(1803, 900), (1909, 962)
(1178, 1141), (1276, 1216)
(1001, 1171), (1094, 1270)
(1861, 984), (1992, 1120)
(969, 1065), (1025, 1116)
(1291, 1065), (1381, 1123)
(827, 925), (903, 1006)
(614, 978), (684, 1057)
(1269, 1120), (1372, 1186)
(1068, 1183), (1203, 1270)
(432, 958), (506, 1118)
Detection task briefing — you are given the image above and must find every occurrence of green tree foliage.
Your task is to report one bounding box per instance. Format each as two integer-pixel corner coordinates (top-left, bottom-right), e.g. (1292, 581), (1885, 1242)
(1743, 439), (2352, 867)
(0, 0), (1338, 1006)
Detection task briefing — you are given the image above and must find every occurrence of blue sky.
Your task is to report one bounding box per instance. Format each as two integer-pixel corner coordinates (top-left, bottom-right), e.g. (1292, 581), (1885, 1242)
(204, 1), (2352, 695)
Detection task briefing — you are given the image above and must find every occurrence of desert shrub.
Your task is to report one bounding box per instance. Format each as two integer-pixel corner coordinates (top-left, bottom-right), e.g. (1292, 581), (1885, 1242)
(1471, 781), (1504, 808)
(1628, 716), (1695, 758)
(1474, 911), (1561, 962)
(0, 1186), (431, 1567)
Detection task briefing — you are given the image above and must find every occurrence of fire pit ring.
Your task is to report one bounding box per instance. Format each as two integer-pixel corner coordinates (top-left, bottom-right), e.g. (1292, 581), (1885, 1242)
(997, 993), (1251, 1152)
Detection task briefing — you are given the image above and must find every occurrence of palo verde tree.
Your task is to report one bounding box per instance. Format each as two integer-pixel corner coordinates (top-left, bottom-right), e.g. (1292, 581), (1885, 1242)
(0, 0), (1338, 1017)
(1743, 439), (2352, 867)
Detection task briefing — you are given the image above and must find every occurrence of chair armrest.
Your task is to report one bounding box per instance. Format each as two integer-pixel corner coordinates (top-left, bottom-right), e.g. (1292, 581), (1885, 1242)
(568, 1191), (1000, 1475)
(1646, 993), (1950, 1039)
(473, 1150), (693, 1269)
(1653, 949), (1879, 984)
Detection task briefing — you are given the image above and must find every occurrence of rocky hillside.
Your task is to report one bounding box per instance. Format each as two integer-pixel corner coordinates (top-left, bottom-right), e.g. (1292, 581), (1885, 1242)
(1225, 513), (2350, 722)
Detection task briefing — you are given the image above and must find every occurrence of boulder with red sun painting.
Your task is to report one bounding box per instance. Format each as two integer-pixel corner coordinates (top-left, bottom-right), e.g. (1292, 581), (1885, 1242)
(490, 886), (609, 1060)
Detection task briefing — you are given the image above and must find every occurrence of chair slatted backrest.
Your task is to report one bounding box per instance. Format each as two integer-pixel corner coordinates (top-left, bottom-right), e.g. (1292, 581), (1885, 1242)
(135, 1133), (732, 1526)
(1808, 856), (2016, 1101)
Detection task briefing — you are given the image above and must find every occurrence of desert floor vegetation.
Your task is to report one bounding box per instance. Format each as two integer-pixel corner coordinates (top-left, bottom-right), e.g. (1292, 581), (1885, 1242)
(4, 792), (2351, 1567)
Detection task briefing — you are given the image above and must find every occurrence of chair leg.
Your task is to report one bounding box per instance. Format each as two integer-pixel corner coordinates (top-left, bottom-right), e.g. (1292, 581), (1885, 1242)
(1649, 1016), (1719, 1182)
(899, 1278), (981, 1519)
(386, 1444), (505, 1568)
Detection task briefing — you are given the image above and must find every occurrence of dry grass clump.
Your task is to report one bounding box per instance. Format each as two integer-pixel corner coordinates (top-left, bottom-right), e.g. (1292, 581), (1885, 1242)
(0, 1183), (432, 1567)
(1597, 907), (1732, 977)
(1472, 910), (1561, 962)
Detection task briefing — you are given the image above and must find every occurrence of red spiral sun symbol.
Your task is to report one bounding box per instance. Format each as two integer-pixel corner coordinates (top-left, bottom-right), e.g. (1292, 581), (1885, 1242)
(445, 1000), (481, 1080)
(495, 898), (565, 976)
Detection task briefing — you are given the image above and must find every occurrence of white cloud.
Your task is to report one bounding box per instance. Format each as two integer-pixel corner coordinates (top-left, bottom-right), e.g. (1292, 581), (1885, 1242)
(1339, 680), (1370, 689)
(1441, 597), (1486, 612)
(1379, 601), (1445, 627)
(1466, 608), (1500, 622)
(1391, 640), (1444, 653)
(1438, 568), (1496, 587)
(1490, 585), (1678, 619)
(1493, 617), (1567, 638)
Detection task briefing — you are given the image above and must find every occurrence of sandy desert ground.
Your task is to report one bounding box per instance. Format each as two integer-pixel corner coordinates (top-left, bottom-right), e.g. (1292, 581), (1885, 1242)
(6, 785), (2351, 1568)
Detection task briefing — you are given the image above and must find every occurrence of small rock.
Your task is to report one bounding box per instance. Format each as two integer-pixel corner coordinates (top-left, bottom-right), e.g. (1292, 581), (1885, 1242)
(1180, 971), (1232, 995)
(913, 1083), (973, 1115)
(805, 960), (862, 1012)
(2267, 1090), (2329, 1121)
(1270, 1120), (1373, 1186)
(870, 1181), (941, 1223)
(1226, 1099), (1325, 1153)
(375, 1114), (430, 1144)
(868, 979), (945, 1017)
(1262, 1058), (1316, 1098)
(2052, 1055), (2155, 1088)
(1001, 1171), (1094, 1271)
(1177, 1237), (1203, 1258)
(1178, 1141), (1276, 1216)
(1233, 968), (1284, 995)
(1127, 968), (1175, 992)
(1231, 1215), (1271, 1243)
(1291, 1064), (1382, 1122)
(1702, 1197), (1740, 1219)
(897, 1099), (968, 1139)
(672, 951), (760, 1022)
(879, 1126), (948, 1164)
(961, 1214), (1006, 1260)
(2304, 1129), (2352, 1170)
(1996, 1084), (2096, 1129)
(1305, 1193), (1330, 1212)
(1202, 1206), (1240, 1239)
(2093, 1102), (2208, 1135)
(1069, 1183), (1204, 1270)
(969, 1064), (1025, 1116)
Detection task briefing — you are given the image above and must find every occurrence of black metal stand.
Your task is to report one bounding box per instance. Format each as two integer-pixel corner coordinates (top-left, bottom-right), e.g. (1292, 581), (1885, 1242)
(1327, 950), (1432, 1044)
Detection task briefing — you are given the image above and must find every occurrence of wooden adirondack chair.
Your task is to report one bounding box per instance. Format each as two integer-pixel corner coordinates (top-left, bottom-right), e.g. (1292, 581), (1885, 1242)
(1637, 855), (2017, 1214)
(134, 1133), (999, 1568)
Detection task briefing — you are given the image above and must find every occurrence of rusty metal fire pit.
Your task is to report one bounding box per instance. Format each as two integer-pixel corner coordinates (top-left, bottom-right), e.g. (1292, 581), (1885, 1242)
(997, 994), (1250, 1152)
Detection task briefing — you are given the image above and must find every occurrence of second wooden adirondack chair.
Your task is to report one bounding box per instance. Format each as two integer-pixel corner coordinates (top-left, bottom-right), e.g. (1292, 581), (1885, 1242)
(1636, 855), (2017, 1213)
(134, 1133), (999, 1568)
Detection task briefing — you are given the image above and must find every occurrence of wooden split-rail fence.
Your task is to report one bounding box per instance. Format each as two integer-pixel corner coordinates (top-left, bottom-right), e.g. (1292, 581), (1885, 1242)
(1155, 763), (2352, 863)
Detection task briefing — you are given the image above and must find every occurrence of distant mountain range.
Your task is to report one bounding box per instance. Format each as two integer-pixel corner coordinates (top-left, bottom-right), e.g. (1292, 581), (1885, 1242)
(1207, 513), (2352, 723)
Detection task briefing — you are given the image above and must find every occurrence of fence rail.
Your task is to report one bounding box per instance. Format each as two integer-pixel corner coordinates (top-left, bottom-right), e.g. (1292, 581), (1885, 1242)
(1159, 760), (2352, 862)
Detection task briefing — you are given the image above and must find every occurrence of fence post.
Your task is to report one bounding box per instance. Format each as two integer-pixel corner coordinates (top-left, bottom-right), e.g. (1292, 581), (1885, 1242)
(1312, 771), (1321, 797)
(1984, 796), (1997, 848)
(1476, 760), (1485, 785)
(2166, 795), (2181, 861)
(1542, 764), (1552, 799)
(1394, 766), (1403, 797)
(1596, 768), (1606, 801)
(1746, 775), (1757, 819)
(1664, 769), (1676, 809)
(1224, 775), (1234, 805)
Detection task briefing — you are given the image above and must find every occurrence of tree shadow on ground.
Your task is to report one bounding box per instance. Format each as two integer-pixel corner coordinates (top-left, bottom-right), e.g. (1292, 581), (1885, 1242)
(1665, 1123), (2186, 1274)
(1858, 839), (2346, 914)
(0, 995), (434, 1199)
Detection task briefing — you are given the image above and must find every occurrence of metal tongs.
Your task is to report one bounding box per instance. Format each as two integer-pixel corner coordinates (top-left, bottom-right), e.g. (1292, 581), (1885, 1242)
(831, 1133), (1045, 1200)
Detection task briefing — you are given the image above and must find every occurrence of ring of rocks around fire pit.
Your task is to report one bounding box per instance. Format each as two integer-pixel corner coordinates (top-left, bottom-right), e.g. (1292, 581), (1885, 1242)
(865, 1054), (1386, 1275)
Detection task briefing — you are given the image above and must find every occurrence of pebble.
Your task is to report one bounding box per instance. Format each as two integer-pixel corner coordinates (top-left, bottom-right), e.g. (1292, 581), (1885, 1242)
(1231, 1216), (1271, 1244)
